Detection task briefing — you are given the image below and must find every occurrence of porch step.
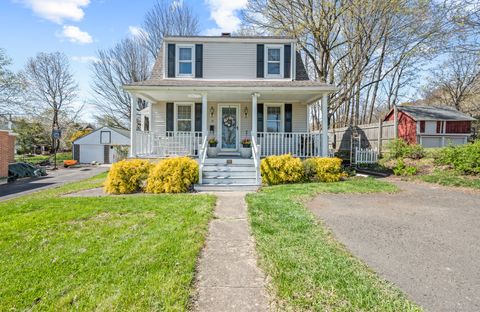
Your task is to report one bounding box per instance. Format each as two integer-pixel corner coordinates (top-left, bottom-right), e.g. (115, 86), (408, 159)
(203, 170), (256, 178)
(195, 185), (260, 192)
(204, 158), (254, 165)
(200, 157), (258, 186)
(203, 165), (256, 172)
(202, 177), (258, 185)
(217, 152), (241, 157)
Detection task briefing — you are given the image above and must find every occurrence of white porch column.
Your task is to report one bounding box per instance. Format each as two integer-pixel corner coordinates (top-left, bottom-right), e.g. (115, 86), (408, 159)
(202, 93), (208, 138)
(130, 95), (138, 157)
(321, 94), (329, 157)
(252, 93), (258, 138)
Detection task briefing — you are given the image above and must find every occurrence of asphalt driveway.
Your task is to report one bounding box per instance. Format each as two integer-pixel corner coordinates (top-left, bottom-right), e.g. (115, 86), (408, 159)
(0, 165), (108, 201)
(308, 179), (480, 312)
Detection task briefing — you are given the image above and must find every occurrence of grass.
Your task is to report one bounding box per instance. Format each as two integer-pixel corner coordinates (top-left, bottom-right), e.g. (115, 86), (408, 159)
(246, 178), (421, 311)
(0, 173), (216, 311)
(418, 169), (480, 189)
(15, 152), (71, 166)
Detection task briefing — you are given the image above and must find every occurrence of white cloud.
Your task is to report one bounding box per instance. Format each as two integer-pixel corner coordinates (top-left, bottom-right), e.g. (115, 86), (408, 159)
(59, 25), (93, 44)
(204, 0), (248, 35)
(72, 56), (99, 63)
(128, 26), (145, 38)
(20, 0), (90, 24)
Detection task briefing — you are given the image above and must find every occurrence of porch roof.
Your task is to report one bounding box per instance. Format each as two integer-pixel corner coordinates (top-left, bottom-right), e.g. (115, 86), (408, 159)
(123, 83), (336, 104)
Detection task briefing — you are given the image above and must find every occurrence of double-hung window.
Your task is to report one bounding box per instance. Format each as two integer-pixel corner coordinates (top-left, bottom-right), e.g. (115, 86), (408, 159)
(265, 45), (283, 78)
(176, 104), (193, 132)
(176, 45), (194, 77)
(266, 105), (282, 132)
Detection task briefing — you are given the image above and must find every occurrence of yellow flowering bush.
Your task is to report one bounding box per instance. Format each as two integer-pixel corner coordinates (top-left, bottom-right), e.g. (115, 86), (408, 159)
(104, 159), (152, 194)
(260, 154), (304, 185)
(146, 157), (198, 193)
(303, 157), (345, 182)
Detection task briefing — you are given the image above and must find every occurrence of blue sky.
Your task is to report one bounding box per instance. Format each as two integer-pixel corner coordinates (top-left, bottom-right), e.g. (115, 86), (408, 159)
(0, 0), (248, 121)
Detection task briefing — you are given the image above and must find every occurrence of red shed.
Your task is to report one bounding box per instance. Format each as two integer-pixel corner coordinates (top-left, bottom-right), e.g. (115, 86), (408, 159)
(384, 105), (475, 148)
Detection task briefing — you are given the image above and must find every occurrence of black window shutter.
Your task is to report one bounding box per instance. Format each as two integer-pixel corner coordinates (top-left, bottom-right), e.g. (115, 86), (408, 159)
(195, 44), (203, 78)
(257, 44), (264, 78)
(195, 103), (202, 132)
(166, 102), (174, 131)
(284, 45), (291, 78)
(167, 44), (175, 78)
(285, 103), (292, 132)
(257, 103), (264, 132)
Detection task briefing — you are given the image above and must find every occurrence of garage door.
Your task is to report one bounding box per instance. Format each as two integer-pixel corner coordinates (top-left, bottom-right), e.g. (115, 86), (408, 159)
(79, 145), (104, 164)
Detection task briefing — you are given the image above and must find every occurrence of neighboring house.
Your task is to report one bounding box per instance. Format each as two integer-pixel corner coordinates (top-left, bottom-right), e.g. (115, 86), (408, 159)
(0, 130), (16, 183)
(384, 105), (475, 148)
(72, 126), (130, 164)
(123, 34), (336, 186)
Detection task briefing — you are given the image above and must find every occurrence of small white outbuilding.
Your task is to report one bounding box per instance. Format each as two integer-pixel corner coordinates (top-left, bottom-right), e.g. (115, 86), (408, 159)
(72, 126), (130, 164)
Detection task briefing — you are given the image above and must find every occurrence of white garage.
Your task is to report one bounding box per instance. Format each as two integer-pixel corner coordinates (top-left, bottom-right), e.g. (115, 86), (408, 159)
(72, 126), (130, 164)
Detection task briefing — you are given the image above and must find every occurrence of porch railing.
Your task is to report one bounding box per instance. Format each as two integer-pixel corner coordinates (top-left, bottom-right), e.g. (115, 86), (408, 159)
(257, 132), (322, 157)
(134, 131), (202, 157)
(251, 135), (261, 185)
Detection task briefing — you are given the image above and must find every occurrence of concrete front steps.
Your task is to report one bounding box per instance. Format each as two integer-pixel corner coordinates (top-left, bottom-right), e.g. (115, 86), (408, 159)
(196, 157), (260, 191)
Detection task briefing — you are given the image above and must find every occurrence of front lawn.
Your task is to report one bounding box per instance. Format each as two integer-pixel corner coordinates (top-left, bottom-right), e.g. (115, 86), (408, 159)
(246, 178), (421, 311)
(14, 152), (71, 166)
(418, 169), (480, 189)
(0, 174), (215, 311)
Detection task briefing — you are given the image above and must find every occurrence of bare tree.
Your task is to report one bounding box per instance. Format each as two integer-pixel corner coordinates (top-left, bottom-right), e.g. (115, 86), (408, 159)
(91, 0), (199, 128)
(243, 0), (453, 127)
(0, 48), (24, 114)
(91, 38), (151, 129)
(24, 52), (78, 152)
(423, 52), (480, 115)
(141, 0), (199, 58)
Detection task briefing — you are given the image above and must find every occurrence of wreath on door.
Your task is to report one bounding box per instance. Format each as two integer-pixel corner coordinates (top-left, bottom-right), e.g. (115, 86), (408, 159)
(223, 115), (236, 128)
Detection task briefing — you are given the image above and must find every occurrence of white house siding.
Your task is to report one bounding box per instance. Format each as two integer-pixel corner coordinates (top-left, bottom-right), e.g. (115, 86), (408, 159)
(151, 102), (166, 136)
(203, 43), (257, 79)
(292, 103), (308, 132)
(160, 42), (293, 80)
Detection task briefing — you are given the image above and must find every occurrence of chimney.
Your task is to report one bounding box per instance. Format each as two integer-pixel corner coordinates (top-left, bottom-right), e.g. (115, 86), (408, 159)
(221, 32), (231, 37)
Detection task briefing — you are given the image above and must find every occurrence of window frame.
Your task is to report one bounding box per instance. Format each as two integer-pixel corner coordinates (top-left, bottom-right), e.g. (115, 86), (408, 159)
(100, 131), (111, 144)
(264, 103), (284, 133)
(174, 102), (194, 132)
(175, 44), (195, 78)
(264, 45), (284, 78)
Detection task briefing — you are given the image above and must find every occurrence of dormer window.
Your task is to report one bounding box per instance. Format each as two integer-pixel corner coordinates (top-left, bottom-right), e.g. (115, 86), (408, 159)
(265, 45), (284, 78)
(176, 44), (195, 77)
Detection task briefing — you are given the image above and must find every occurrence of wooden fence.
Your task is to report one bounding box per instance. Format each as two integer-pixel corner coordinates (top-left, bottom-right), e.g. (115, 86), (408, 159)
(328, 120), (396, 155)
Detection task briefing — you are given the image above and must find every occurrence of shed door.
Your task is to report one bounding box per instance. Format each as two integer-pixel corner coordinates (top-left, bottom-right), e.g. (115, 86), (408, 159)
(79, 145), (104, 164)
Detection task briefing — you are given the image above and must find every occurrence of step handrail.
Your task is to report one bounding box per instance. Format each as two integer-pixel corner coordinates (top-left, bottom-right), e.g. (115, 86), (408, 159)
(251, 135), (261, 185)
(199, 135), (208, 184)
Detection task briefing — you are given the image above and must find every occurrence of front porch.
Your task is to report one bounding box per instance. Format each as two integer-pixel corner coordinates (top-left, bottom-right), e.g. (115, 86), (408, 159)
(125, 85), (332, 159)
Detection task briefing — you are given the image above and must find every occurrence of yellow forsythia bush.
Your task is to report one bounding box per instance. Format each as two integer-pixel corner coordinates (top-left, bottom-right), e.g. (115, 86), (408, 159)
(146, 157), (198, 193)
(104, 159), (153, 194)
(303, 157), (345, 182)
(260, 154), (304, 185)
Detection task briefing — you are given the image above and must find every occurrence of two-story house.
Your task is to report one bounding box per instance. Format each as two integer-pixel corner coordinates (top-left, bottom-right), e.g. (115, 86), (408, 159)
(123, 34), (336, 186)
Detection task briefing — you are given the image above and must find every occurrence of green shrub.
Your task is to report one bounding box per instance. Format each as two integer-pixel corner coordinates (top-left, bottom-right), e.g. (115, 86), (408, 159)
(386, 139), (425, 159)
(260, 154), (304, 185)
(104, 159), (152, 194)
(435, 140), (480, 175)
(303, 157), (345, 182)
(393, 159), (417, 176)
(146, 157), (198, 193)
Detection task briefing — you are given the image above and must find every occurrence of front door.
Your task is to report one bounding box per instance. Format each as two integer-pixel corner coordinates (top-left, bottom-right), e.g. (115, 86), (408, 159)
(218, 105), (239, 151)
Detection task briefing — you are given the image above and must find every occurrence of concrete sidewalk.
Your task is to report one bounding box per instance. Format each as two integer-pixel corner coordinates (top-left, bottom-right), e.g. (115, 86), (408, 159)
(194, 192), (269, 312)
